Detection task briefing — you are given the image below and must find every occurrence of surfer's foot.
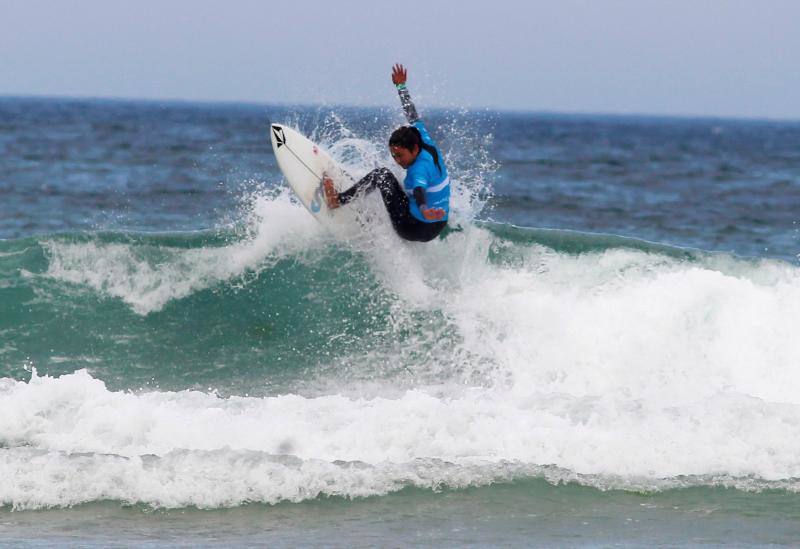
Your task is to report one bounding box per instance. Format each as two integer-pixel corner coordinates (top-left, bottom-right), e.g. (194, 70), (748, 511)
(323, 175), (340, 209)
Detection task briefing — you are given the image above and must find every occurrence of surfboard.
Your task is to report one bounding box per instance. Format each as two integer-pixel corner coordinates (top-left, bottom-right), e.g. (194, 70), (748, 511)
(269, 124), (353, 229)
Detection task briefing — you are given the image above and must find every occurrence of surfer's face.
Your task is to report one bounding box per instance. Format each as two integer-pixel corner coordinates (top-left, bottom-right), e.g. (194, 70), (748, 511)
(390, 145), (419, 169)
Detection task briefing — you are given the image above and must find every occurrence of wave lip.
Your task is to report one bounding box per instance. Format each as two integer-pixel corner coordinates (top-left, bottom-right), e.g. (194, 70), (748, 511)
(33, 189), (321, 315)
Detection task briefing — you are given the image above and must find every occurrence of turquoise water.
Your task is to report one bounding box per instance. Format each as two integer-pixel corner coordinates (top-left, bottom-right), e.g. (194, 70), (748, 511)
(2, 98), (800, 546)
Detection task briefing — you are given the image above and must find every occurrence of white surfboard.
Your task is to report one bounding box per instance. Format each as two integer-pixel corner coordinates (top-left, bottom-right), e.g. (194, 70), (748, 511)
(270, 124), (354, 231)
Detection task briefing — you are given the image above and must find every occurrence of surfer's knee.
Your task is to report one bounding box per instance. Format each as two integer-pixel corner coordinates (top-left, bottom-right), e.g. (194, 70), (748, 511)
(376, 167), (398, 185)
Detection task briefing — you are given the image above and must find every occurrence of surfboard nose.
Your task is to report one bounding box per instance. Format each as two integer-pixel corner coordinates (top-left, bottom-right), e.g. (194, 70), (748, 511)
(271, 124), (286, 148)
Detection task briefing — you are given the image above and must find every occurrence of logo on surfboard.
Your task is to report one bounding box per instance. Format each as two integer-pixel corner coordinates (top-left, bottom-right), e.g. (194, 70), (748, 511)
(272, 126), (286, 148)
(310, 179), (324, 213)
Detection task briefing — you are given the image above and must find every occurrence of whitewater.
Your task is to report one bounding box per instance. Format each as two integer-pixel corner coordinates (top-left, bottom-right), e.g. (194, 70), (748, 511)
(4, 189), (800, 510)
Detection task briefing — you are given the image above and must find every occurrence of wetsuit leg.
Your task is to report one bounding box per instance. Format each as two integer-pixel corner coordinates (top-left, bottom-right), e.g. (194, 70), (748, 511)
(339, 167), (411, 235)
(398, 219), (447, 242)
(338, 168), (408, 222)
(338, 167), (447, 242)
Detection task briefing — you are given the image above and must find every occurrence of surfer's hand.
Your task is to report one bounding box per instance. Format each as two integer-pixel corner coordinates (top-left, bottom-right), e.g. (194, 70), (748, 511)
(420, 206), (445, 221)
(392, 64), (407, 86)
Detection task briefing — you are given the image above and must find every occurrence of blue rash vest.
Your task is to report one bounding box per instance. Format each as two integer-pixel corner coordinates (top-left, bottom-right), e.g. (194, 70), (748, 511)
(403, 120), (450, 223)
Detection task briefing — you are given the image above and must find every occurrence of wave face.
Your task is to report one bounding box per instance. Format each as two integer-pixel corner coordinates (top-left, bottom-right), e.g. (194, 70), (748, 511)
(3, 189), (800, 509)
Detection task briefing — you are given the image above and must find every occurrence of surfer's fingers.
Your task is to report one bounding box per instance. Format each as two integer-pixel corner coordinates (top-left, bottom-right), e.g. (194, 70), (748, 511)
(391, 64), (407, 85)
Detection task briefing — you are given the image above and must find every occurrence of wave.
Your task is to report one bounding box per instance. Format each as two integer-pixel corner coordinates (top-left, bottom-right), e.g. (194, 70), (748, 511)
(3, 189), (800, 508)
(3, 367), (800, 510)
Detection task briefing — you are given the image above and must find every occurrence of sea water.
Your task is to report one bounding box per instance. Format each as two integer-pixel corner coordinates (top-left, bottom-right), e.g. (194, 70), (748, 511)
(2, 97), (800, 546)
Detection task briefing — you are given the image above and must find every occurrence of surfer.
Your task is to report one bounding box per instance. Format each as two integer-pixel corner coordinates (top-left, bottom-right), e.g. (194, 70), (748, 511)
(323, 64), (449, 242)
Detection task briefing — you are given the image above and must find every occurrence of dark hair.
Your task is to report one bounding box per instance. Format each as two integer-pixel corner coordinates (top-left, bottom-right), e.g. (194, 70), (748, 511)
(389, 126), (442, 174)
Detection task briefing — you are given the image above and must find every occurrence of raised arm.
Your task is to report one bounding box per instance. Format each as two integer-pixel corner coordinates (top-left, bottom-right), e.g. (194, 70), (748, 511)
(391, 63), (420, 124)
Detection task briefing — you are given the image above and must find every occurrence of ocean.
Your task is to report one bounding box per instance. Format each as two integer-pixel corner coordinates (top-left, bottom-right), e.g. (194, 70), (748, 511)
(2, 96), (800, 546)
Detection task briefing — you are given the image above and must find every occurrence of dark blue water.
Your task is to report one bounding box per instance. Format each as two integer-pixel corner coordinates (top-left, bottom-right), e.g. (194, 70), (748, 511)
(492, 113), (800, 259)
(3, 97), (799, 260)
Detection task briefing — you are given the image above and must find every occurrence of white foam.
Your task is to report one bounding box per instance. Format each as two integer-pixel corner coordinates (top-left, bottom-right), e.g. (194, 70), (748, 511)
(4, 443), (794, 511)
(43, 189), (324, 315)
(436, 232), (800, 406)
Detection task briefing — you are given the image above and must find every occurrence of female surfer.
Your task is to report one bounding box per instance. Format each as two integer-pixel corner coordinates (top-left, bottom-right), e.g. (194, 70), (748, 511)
(324, 63), (449, 242)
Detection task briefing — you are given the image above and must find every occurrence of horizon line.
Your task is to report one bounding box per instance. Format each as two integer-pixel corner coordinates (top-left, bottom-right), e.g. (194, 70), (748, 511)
(3, 92), (799, 125)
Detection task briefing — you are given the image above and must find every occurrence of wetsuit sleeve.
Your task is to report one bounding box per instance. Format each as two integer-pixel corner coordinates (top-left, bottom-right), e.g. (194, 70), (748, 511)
(396, 84), (420, 124)
(413, 186), (426, 208)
